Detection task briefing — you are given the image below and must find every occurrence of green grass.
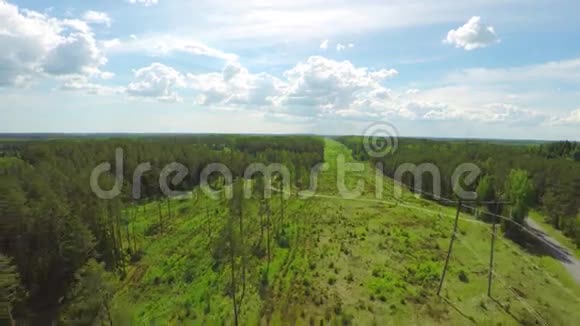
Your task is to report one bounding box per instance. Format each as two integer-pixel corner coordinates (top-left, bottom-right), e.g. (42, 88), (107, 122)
(111, 138), (580, 325)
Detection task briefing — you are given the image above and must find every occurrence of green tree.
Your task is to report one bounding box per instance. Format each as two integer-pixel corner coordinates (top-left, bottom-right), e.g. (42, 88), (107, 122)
(59, 259), (118, 325)
(504, 169), (534, 236)
(0, 254), (26, 325)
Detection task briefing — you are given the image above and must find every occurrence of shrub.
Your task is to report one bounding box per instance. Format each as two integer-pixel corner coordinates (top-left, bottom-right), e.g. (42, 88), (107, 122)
(458, 270), (469, 283)
(328, 276), (337, 285)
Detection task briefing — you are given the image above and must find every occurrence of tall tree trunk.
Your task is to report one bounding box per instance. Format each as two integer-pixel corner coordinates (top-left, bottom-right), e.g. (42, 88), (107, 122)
(229, 223), (239, 326)
(115, 212), (125, 274)
(279, 188), (284, 236)
(267, 202), (271, 270)
(239, 204), (246, 301)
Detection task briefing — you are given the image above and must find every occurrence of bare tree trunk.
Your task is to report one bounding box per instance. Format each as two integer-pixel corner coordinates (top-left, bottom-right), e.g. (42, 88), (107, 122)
(229, 225), (239, 326)
(266, 202), (271, 270)
(279, 188), (284, 236)
(239, 205), (246, 302)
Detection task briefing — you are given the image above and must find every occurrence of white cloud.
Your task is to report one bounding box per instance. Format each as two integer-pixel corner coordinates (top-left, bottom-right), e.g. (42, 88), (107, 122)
(398, 98), (546, 124)
(188, 61), (284, 107)
(101, 38), (121, 49)
(198, 0), (523, 43)
(43, 32), (107, 76)
(188, 56), (542, 125)
(188, 56), (400, 119)
(127, 63), (185, 102)
(0, 1), (108, 86)
(60, 75), (122, 95)
(83, 11), (111, 27)
(550, 109), (580, 125)
(128, 0), (159, 6)
(319, 39), (329, 50)
(399, 83), (555, 125)
(445, 16), (499, 50)
(336, 43), (354, 52)
(278, 56), (399, 116)
(104, 35), (238, 61)
(447, 58), (580, 84)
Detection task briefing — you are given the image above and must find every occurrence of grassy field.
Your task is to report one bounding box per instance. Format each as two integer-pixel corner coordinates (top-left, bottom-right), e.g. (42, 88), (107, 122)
(111, 139), (580, 324)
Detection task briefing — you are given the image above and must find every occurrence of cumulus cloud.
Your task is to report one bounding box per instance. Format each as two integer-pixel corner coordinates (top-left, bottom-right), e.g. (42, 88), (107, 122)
(0, 1), (109, 87)
(83, 11), (111, 27)
(127, 63), (185, 102)
(186, 56), (400, 119)
(445, 16), (499, 50)
(189, 61), (284, 107)
(320, 39), (329, 50)
(104, 35), (238, 61)
(43, 32), (107, 76)
(128, 0), (159, 6)
(279, 56), (397, 115)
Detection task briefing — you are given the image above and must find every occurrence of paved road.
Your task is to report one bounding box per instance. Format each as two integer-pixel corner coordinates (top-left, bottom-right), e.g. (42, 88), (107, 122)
(525, 217), (580, 284)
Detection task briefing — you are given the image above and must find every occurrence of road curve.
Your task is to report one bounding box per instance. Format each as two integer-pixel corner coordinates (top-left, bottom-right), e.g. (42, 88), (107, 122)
(525, 217), (580, 284)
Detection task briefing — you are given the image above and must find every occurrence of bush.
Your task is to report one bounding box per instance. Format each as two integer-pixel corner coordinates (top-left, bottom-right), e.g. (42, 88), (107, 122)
(458, 270), (469, 283)
(328, 276), (337, 285)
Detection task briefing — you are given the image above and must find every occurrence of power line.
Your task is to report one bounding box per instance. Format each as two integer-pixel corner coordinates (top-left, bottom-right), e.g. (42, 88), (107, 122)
(455, 232), (549, 326)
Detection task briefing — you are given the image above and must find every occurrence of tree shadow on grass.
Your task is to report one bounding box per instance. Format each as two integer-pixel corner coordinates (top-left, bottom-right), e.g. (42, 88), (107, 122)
(505, 223), (573, 264)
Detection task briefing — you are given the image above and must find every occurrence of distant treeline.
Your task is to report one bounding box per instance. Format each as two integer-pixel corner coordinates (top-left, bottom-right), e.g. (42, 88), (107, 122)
(0, 135), (323, 323)
(337, 137), (580, 245)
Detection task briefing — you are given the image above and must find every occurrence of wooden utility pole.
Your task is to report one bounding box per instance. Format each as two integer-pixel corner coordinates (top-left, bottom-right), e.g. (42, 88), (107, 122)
(488, 221), (497, 297)
(437, 200), (462, 296)
(486, 201), (510, 298)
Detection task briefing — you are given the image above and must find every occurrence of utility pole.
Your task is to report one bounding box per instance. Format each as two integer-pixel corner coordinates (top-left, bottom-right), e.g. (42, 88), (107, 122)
(487, 201), (510, 298)
(488, 220), (497, 297)
(437, 200), (462, 296)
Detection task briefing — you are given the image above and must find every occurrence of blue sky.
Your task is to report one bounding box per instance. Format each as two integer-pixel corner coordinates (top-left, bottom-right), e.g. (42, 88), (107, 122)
(1, 0), (579, 140)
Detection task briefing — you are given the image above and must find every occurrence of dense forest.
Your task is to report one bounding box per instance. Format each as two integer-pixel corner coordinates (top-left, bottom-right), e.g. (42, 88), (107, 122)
(337, 137), (580, 245)
(0, 135), (323, 323)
